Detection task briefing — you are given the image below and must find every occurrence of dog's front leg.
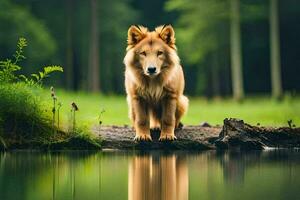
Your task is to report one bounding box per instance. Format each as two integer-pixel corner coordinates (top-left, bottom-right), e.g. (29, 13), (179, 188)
(159, 97), (177, 141)
(132, 97), (152, 141)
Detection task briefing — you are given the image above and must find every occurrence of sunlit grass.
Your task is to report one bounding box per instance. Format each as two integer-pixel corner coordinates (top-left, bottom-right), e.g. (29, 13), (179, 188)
(187, 97), (300, 126)
(49, 89), (300, 127)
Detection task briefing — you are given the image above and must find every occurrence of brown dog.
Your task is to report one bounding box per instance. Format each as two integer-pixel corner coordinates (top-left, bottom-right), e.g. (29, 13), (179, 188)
(124, 25), (188, 141)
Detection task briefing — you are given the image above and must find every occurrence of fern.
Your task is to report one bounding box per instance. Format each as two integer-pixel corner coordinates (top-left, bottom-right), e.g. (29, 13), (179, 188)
(28, 65), (63, 85)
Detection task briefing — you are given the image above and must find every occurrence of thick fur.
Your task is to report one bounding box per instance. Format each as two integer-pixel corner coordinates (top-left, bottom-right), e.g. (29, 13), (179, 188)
(124, 25), (189, 141)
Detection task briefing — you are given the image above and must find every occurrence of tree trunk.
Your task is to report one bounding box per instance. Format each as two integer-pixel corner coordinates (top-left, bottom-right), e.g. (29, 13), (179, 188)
(88, 0), (100, 92)
(65, 0), (74, 90)
(211, 52), (220, 98)
(230, 0), (244, 101)
(270, 0), (283, 99)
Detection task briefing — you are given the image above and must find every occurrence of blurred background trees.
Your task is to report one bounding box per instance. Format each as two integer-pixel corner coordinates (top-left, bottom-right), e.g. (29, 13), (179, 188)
(269, 0), (283, 99)
(0, 0), (299, 98)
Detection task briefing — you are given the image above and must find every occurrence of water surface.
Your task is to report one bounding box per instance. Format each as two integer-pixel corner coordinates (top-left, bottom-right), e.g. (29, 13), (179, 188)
(0, 150), (299, 200)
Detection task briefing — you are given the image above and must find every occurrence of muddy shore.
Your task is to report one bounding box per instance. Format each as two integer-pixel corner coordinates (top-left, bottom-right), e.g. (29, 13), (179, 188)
(96, 118), (300, 150)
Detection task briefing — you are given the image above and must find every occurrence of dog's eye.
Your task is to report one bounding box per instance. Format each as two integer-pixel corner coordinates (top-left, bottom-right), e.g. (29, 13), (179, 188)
(140, 51), (146, 56)
(157, 51), (163, 56)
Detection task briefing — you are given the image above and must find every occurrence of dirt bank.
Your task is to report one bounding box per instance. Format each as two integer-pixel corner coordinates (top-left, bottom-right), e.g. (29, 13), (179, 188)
(95, 118), (300, 150)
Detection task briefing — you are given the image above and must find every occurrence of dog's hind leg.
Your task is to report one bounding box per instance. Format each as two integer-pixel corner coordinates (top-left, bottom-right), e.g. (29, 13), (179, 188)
(175, 95), (189, 128)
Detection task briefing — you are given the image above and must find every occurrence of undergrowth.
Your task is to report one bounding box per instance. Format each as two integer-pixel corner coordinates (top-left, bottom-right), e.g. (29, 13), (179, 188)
(0, 38), (101, 150)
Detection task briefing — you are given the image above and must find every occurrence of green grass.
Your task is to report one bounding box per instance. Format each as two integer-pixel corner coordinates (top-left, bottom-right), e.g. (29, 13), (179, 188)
(0, 83), (102, 149)
(52, 89), (300, 127)
(0, 83), (53, 137)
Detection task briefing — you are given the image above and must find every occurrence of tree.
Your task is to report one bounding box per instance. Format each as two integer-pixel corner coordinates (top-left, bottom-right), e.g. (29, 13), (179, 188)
(165, 0), (230, 96)
(88, 0), (100, 92)
(0, 0), (56, 73)
(269, 0), (283, 99)
(98, 0), (139, 94)
(230, 0), (244, 101)
(65, 0), (74, 90)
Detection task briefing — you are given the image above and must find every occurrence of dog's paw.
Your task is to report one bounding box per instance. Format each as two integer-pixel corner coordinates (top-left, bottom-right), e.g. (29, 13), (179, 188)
(159, 134), (177, 141)
(134, 134), (152, 142)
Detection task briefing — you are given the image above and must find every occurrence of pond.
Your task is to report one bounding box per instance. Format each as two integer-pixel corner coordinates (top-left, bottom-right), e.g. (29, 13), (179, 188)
(0, 150), (299, 200)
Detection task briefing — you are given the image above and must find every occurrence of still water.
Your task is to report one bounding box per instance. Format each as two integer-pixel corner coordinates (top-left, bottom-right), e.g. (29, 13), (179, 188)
(0, 150), (299, 200)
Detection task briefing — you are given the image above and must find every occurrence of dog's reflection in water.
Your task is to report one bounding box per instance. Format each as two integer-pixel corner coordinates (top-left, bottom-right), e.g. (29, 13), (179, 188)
(128, 154), (188, 200)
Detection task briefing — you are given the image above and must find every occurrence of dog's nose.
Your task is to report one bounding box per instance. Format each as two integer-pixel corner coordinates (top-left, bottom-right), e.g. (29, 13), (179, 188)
(147, 67), (157, 74)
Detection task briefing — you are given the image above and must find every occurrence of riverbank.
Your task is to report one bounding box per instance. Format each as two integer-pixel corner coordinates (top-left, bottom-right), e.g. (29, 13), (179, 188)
(96, 118), (300, 151)
(2, 118), (299, 151)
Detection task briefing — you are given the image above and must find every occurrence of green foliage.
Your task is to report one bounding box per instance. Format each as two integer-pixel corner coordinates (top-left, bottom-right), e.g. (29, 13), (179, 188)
(0, 37), (63, 85)
(0, 37), (26, 82)
(0, 59), (20, 83)
(165, 0), (232, 95)
(0, 83), (101, 149)
(166, 0), (229, 64)
(97, 0), (139, 93)
(0, 38), (99, 149)
(69, 126), (101, 149)
(52, 90), (300, 127)
(13, 37), (27, 63)
(0, 83), (53, 139)
(0, 0), (56, 65)
(20, 65), (63, 85)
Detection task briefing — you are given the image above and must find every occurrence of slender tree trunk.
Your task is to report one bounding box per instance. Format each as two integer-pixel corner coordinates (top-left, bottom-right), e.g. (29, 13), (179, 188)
(230, 0), (244, 101)
(211, 52), (220, 98)
(66, 0), (74, 89)
(270, 0), (283, 99)
(88, 0), (100, 92)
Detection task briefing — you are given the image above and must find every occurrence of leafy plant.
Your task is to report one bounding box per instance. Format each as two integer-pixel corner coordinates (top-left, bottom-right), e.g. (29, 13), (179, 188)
(0, 38), (26, 82)
(20, 66), (63, 86)
(0, 38), (102, 150)
(0, 38), (63, 86)
(0, 83), (53, 138)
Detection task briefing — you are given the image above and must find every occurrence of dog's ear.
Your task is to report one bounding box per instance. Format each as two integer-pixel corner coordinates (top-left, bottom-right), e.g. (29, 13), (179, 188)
(156, 25), (176, 48)
(127, 25), (148, 47)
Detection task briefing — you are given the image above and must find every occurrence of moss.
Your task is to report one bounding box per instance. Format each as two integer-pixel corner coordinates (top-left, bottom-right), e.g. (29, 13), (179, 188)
(44, 127), (101, 150)
(46, 134), (101, 150)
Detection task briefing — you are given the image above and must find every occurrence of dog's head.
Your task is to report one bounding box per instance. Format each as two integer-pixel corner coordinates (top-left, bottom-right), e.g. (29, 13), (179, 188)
(125, 25), (179, 78)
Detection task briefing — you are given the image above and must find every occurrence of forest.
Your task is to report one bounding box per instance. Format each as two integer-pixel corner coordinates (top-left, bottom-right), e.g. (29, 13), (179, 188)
(0, 0), (300, 150)
(0, 0), (299, 98)
(1, 1), (300, 199)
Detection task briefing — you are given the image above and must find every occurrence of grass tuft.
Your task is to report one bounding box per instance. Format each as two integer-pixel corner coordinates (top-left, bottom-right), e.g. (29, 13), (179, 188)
(0, 83), (101, 150)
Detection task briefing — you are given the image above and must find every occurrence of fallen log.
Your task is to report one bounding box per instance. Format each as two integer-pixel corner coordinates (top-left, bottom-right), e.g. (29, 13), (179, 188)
(95, 118), (300, 150)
